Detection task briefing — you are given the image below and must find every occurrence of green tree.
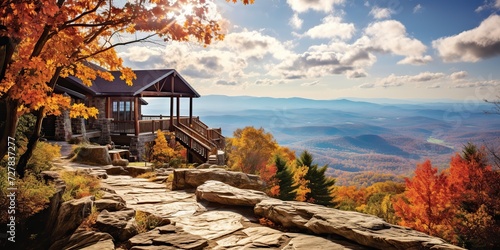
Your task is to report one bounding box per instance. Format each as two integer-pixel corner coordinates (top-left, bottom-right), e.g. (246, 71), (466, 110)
(273, 154), (297, 201)
(298, 151), (335, 206)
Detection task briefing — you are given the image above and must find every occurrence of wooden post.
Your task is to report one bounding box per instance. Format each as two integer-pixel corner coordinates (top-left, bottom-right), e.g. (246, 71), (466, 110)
(176, 96), (180, 125)
(169, 74), (174, 131)
(106, 97), (111, 118)
(189, 97), (193, 126)
(134, 96), (139, 136)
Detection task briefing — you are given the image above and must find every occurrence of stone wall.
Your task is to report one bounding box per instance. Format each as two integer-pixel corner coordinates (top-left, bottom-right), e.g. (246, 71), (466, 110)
(55, 110), (72, 141)
(94, 118), (113, 145)
(129, 134), (157, 161)
(88, 97), (106, 119)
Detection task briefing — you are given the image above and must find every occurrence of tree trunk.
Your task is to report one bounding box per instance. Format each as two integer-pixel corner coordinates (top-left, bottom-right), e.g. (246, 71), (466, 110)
(16, 108), (44, 178)
(0, 99), (19, 160)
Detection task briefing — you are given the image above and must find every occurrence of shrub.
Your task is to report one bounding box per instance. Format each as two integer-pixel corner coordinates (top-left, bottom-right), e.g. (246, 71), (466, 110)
(135, 210), (166, 233)
(80, 205), (99, 231)
(26, 141), (61, 174)
(137, 172), (157, 181)
(60, 171), (101, 201)
(0, 169), (56, 222)
(150, 130), (185, 168)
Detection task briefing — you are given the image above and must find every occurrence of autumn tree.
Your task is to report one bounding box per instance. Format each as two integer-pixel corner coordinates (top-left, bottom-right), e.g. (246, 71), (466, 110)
(393, 160), (456, 241)
(448, 143), (500, 248)
(150, 130), (177, 167)
(297, 151), (335, 206)
(0, 0), (254, 176)
(226, 126), (278, 174)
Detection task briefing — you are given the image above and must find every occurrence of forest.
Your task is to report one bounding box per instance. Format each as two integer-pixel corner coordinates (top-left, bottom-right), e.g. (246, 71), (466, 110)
(225, 126), (500, 249)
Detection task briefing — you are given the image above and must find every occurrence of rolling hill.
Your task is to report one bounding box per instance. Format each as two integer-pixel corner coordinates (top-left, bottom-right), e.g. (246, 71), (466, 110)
(143, 95), (500, 180)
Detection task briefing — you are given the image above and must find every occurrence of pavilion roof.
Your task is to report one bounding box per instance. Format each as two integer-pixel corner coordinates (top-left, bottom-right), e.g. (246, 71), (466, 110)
(64, 69), (200, 98)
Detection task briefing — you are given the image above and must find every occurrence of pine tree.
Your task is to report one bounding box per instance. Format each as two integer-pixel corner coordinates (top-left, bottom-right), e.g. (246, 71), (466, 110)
(273, 154), (297, 201)
(297, 151), (335, 206)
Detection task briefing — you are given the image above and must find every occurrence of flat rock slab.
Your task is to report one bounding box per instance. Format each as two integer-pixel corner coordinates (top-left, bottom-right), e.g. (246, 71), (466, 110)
(172, 211), (246, 240)
(255, 199), (464, 250)
(172, 168), (264, 191)
(196, 180), (270, 206)
(128, 225), (208, 250)
(102, 176), (205, 218)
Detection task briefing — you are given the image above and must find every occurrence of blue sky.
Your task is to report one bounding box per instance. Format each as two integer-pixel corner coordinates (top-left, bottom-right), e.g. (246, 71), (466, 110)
(118, 0), (500, 101)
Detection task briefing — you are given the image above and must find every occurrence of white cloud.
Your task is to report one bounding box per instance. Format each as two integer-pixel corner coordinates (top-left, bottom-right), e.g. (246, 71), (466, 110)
(397, 55), (433, 65)
(221, 30), (292, 60)
(118, 46), (162, 63)
(369, 7), (393, 19)
(289, 13), (303, 30)
(450, 71), (468, 80)
(287, 0), (345, 13)
(454, 79), (500, 88)
(275, 42), (376, 80)
(216, 80), (237, 86)
(254, 79), (285, 86)
(301, 80), (320, 86)
(432, 15), (500, 62)
(476, 0), (500, 12)
(357, 20), (431, 65)
(361, 72), (447, 88)
(304, 15), (356, 40)
(413, 4), (422, 13)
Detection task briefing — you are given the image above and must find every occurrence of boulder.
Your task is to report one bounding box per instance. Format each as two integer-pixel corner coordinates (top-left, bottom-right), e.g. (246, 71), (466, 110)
(94, 192), (127, 212)
(102, 165), (128, 175)
(125, 165), (153, 177)
(112, 158), (129, 167)
(254, 199), (464, 250)
(128, 224), (208, 250)
(71, 145), (112, 166)
(51, 196), (94, 241)
(195, 180), (269, 206)
(172, 169), (264, 191)
(49, 229), (114, 250)
(95, 208), (138, 242)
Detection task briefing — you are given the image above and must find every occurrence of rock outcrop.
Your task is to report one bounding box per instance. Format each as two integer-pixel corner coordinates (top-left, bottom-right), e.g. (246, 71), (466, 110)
(172, 169), (263, 191)
(254, 199), (464, 250)
(51, 196), (94, 241)
(41, 169), (463, 250)
(95, 208), (139, 242)
(195, 180), (270, 206)
(71, 145), (112, 165)
(49, 229), (115, 250)
(94, 191), (127, 212)
(128, 224), (208, 250)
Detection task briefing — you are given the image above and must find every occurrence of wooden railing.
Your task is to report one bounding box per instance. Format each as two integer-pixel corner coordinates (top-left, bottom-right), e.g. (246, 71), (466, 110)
(111, 115), (225, 162)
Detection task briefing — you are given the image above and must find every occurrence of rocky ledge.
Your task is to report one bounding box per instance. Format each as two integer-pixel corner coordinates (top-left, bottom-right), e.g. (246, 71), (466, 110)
(45, 168), (463, 250)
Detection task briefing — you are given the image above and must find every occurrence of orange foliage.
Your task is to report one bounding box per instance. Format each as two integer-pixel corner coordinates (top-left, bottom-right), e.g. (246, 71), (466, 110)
(227, 127), (278, 174)
(0, 0), (254, 158)
(292, 165), (310, 202)
(393, 160), (455, 240)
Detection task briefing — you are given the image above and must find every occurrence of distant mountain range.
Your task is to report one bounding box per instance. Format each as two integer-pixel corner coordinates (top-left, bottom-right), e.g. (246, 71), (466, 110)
(143, 95), (500, 180)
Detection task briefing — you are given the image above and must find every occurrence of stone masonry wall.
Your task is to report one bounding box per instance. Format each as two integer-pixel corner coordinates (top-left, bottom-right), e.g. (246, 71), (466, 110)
(130, 134), (157, 161)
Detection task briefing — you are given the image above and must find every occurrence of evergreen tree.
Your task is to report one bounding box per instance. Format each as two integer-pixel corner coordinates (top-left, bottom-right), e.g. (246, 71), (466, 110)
(273, 154), (297, 201)
(298, 151), (336, 206)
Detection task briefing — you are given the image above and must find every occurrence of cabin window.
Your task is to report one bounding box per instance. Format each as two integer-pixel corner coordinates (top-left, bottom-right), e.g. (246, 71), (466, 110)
(111, 99), (135, 121)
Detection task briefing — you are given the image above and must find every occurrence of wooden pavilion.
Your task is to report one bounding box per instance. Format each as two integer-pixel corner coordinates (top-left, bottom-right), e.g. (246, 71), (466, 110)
(44, 69), (224, 163)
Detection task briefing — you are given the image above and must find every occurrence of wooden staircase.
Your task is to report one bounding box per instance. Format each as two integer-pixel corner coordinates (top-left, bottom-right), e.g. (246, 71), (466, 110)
(172, 117), (225, 164)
